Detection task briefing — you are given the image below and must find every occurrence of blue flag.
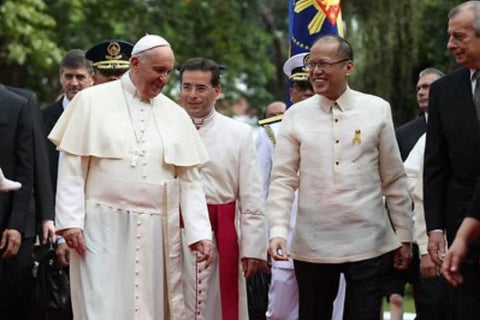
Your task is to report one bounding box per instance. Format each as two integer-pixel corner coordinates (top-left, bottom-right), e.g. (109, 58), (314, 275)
(289, 0), (344, 56)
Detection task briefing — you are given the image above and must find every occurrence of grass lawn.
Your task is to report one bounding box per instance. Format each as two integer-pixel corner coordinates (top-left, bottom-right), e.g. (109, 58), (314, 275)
(383, 283), (416, 313)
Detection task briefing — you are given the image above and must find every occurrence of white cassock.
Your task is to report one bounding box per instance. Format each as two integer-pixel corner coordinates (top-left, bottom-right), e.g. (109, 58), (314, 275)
(256, 122), (345, 320)
(49, 74), (212, 320)
(182, 110), (267, 320)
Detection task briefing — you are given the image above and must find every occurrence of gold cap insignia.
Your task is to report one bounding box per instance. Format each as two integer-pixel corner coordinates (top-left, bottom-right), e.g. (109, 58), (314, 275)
(302, 54), (310, 72)
(106, 42), (122, 60)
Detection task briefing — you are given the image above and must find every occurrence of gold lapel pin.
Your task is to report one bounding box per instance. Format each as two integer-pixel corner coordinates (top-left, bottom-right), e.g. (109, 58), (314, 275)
(352, 129), (362, 144)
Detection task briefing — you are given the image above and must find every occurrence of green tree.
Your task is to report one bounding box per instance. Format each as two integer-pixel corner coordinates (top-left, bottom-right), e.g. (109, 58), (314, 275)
(0, 0), (62, 101)
(344, 0), (460, 125)
(0, 0), (466, 120)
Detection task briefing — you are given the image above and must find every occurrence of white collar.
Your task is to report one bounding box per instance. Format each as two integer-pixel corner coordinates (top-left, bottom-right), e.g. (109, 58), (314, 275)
(62, 95), (71, 109)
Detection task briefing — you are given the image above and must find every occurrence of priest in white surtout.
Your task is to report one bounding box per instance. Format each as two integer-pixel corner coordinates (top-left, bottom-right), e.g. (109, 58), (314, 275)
(179, 57), (267, 320)
(49, 35), (213, 320)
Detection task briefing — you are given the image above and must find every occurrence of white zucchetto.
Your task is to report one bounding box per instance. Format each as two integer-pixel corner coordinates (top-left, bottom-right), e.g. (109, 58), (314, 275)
(131, 34), (171, 56)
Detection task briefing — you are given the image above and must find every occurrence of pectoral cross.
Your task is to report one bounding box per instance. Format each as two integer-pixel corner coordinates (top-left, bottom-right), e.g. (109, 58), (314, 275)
(130, 148), (140, 167)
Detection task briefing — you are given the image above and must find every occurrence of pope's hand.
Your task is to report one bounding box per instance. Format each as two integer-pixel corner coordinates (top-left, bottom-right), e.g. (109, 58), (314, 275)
(58, 228), (86, 256)
(56, 243), (71, 267)
(190, 239), (213, 267)
(269, 237), (289, 261)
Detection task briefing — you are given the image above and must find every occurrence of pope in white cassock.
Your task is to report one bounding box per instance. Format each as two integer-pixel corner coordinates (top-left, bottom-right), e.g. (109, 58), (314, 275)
(179, 57), (267, 320)
(48, 35), (213, 320)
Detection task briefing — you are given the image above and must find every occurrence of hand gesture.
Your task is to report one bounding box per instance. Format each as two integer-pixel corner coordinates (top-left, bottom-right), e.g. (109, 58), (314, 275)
(427, 232), (446, 267)
(56, 242), (71, 267)
(393, 243), (412, 270)
(241, 258), (263, 278)
(59, 228), (86, 255)
(190, 239), (213, 267)
(42, 220), (56, 244)
(441, 237), (468, 287)
(0, 229), (22, 258)
(420, 254), (440, 279)
(269, 237), (289, 261)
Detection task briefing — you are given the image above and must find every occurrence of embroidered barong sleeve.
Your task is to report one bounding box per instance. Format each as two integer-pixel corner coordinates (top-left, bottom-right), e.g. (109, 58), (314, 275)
(238, 130), (267, 260)
(379, 104), (413, 243)
(55, 152), (90, 232)
(177, 166), (212, 246)
(266, 113), (300, 241)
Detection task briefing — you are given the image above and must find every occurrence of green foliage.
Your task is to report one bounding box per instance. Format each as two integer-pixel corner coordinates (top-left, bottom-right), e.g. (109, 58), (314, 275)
(0, 0), (467, 120)
(0, 0), (62, 93)
(0, 0), (280, 109)
(343, 0), (461, 125)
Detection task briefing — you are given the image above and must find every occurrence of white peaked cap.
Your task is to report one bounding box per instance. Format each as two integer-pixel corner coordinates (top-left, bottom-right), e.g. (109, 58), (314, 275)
(131, 34), (171, 56)
(283, 52), (309, 77)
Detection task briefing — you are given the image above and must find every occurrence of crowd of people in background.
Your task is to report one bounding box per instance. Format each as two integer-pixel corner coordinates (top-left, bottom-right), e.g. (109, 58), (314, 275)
(2, 1), (480, 320)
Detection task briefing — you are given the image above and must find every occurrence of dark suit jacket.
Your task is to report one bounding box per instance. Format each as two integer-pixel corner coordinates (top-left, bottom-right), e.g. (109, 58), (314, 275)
(424, 67), (480, 250)
(395, 115), (427, 161)
(42, 99), (64, 194)
(7, 87), (54, 238)
(0, 85), (34, 235)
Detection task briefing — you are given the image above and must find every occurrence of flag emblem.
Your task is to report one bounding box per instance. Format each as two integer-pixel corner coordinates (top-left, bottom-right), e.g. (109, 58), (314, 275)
(295, 0), (341, 35)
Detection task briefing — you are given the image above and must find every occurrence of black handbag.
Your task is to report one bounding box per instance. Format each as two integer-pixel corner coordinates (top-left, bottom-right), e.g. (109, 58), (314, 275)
(34, 241), (71, 311)
(246, 270), (271, 317)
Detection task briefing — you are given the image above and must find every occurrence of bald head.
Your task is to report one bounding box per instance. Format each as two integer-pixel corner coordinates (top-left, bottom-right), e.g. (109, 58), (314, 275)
(265, 101), (286, 118)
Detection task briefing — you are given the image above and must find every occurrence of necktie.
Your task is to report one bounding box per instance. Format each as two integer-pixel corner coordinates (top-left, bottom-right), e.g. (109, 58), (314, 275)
(473, 70), (480, 124)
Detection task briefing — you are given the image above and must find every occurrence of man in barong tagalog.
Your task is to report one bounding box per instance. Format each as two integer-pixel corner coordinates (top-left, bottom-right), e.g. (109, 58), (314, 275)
(48, 34), (213, 320)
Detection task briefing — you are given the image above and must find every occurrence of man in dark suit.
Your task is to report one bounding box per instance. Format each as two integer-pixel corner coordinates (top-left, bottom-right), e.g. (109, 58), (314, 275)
(384, 68), (448, 320)
(41, 49), (93, 320)
(3, 86), (56, 320)
(396, 68), (444, 161)
(0, 84), (34, 319)
(424, 2), (480, 319)
(43, 49), (94, 197)
(8, 87), (55, 240)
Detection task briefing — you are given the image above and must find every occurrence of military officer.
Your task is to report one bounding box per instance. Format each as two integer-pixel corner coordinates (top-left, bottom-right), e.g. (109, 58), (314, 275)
(85, 39), (133, 84)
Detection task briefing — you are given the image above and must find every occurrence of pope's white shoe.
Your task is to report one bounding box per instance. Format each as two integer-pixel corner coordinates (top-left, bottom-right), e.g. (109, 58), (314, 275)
(0, 168), (22, 192)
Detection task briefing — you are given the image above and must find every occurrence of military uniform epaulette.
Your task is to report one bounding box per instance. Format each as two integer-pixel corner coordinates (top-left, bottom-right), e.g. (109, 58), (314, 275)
(257, 114), (283, 126)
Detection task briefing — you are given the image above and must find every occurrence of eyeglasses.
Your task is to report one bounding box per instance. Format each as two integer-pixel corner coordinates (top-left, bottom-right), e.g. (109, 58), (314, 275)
(305, 59), (350, 71)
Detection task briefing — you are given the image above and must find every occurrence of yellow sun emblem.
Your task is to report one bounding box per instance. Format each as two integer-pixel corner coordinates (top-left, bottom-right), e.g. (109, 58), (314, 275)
(294, 0), (343, 36)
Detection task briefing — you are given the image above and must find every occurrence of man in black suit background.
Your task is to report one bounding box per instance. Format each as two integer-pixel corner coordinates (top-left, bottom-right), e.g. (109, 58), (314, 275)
(0, 84), (34, 319)
(41, 49), (93, 320)
(4, 86), (56, 320)
(8, 87), (55, 240)
(43, 49), (94, 199)
(424, 1), (480, 319)
(383, 68), (448, 320)
(396, 68), (444, 160)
